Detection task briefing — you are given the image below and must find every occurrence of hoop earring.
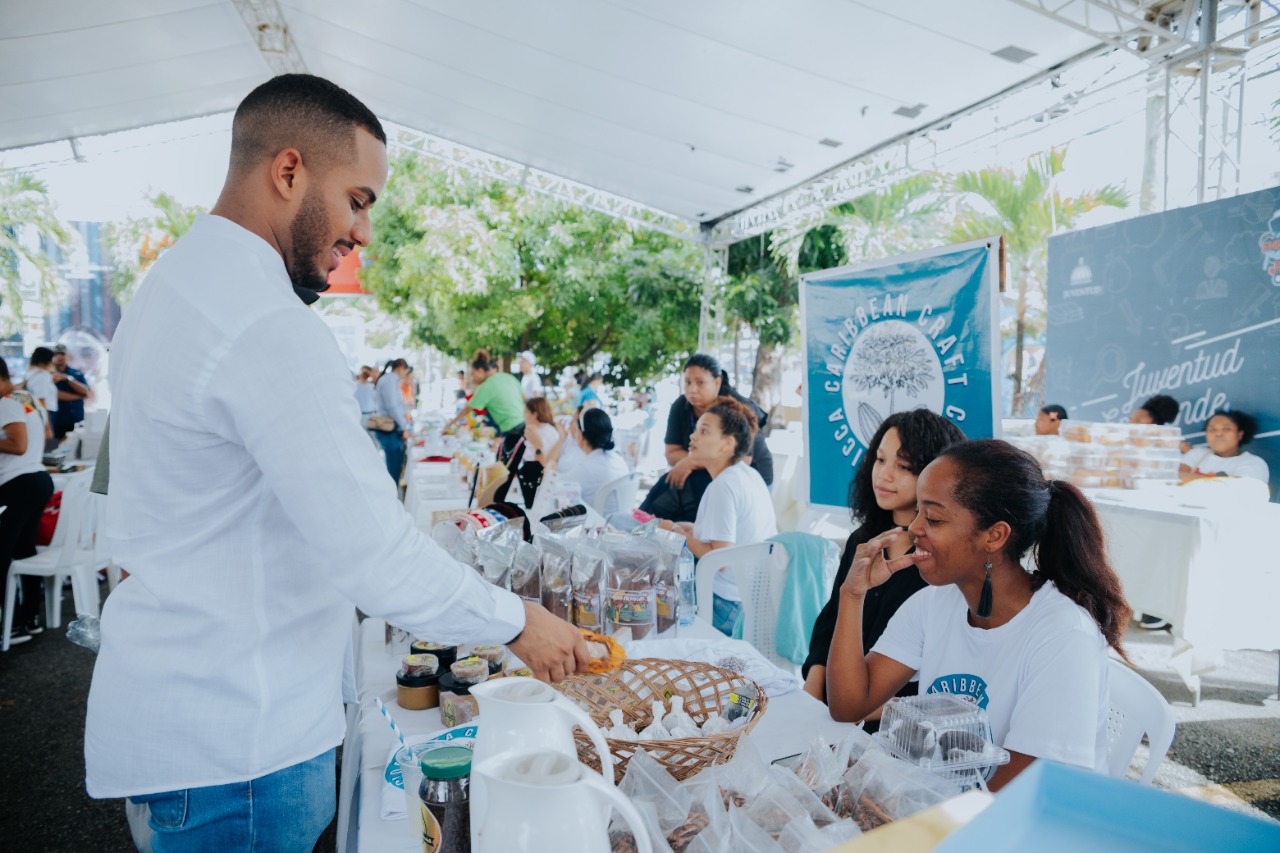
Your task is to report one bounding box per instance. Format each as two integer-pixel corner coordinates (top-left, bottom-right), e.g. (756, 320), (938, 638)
(977, 561), (993, 619)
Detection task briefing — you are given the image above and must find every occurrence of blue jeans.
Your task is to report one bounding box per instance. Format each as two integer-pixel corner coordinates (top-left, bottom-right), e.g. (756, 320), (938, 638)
(131, 749), (335, 853)
(376, 430), (406, 484)
(713, 594), (744, 639)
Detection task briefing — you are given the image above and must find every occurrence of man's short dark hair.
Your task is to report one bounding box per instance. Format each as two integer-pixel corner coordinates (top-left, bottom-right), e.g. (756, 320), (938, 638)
(1040, 404), (1069, 420)
(29, 346), (54, 367)
(229, 74), (386, 176)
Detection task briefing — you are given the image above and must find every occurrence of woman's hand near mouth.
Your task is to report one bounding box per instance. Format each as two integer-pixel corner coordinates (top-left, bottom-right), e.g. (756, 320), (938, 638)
(842, 527), (928, 598)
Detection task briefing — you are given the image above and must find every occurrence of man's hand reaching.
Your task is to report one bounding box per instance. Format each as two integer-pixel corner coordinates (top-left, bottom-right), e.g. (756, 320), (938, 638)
(507, 601), (590, 683)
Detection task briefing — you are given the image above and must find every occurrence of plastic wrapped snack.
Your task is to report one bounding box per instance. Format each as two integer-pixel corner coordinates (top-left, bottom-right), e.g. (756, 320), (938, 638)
(472, 644), (506, 668)
(411, 640), (457, 669)
(510, 540), (542, 604)
(401, 653), (439, 677)
(449, 655), (490, 686)
(842, 747), (961, 830)
(635, 524), (684, 638)
(570, 540), (610, 630)
(601, 534), (661, 640)
(875, 692), (1009, 787)
(536, 534), (574, 621)
(475, 538), (515, 590)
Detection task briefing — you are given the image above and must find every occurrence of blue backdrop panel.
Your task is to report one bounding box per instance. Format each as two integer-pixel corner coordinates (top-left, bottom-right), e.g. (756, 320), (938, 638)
(1046, 186), (1280, 496)
(801, 240), (1002, 511)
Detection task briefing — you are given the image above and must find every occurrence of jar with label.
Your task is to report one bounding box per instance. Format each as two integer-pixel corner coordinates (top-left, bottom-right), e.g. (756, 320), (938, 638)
(418, 746), (471, 853)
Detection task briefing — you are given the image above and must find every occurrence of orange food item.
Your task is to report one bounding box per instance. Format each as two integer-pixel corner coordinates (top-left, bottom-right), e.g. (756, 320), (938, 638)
(578, 628), (625, 674)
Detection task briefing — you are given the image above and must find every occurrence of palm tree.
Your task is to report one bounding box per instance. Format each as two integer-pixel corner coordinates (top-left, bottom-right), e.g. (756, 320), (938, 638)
(0, 169), (71, 335)
(949, 148), (1127, 414)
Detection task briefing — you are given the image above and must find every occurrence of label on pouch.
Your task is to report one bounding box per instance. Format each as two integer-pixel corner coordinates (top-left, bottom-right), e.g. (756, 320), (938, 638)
(572, 591), (600, 628)
(422, 803), (443, 852)
(606, 589), (655, 625)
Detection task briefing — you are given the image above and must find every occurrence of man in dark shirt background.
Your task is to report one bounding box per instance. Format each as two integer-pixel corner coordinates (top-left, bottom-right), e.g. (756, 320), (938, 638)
(51, 344), (90, 442)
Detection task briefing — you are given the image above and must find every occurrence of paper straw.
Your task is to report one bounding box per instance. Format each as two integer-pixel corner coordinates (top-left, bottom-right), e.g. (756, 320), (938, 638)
(375, 696), (408, 752)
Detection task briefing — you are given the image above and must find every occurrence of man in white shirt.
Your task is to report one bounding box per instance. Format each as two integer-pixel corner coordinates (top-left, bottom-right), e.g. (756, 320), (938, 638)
(86, 74), (586, 851)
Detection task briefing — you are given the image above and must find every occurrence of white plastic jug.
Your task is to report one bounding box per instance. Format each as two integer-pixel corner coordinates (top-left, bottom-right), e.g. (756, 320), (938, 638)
(471, 749), (653, 853)
(468, 676), (613, 776)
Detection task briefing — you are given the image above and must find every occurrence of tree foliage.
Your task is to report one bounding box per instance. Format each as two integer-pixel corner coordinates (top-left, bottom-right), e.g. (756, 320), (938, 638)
(361, 152), (705, 382)
(949, 147), (1127, 413)
(0, 169), (72, 335)
(103, 192), (205, 304)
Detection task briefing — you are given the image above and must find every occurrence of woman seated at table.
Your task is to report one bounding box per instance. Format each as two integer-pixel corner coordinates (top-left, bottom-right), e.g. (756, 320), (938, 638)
(660, 396), (777, 636)
(803, 409), (966, 719)
(1179, 409), (1269, 484)
(827, 439), (1131, 791)
(639, 354), (773, 524)
(513, 397), (560, 506)
(543, 408), (630, 513)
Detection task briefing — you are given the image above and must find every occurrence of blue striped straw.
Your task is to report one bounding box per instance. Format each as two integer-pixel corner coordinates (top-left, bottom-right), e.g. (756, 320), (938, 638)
(375, 696), (408, 752)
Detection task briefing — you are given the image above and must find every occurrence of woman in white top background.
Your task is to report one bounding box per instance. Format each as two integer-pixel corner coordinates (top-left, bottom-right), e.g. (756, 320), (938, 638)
(0, 356), (56, 645)
(826, 439), (1132, 791)
(1179, 409), (1270, 485)
(514, 396), (561, 506)
(661, 395), (777, 636)
(544, 408), (630, 513)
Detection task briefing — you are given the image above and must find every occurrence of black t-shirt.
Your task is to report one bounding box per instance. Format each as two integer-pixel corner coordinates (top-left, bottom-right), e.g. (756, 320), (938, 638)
(664, 391), (774, 485)
(804, 523), (928, 679)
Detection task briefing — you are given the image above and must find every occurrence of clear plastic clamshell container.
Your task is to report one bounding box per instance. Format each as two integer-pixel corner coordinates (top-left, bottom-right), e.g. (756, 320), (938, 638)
(874, 693), (1009, 788)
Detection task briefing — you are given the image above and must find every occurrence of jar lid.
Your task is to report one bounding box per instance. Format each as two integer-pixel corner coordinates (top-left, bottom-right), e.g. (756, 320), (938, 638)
(396, 670), (440, 688)
(419, 746), (473, 779)
(436, 673), (470, 695)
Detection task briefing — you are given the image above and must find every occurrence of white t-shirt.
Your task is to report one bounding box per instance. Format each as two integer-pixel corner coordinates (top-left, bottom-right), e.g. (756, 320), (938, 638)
(1181, 447), (1270, 483)
(0, 392), (47, 486)
(521, 422), (560, 467)
(873, 582), (1109, 772)
(24, 367), (57, 413)
(521, 372), (542, 399)
(558, 447), (631, 513)
(694, 462), (778, 602)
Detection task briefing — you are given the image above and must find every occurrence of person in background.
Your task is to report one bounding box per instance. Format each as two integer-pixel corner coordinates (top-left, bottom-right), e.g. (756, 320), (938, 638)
(516, 397), (561, 506)
(449, 349), (526, 436)
(374, 358), (411, 483)
(0, 357), (55, 646)
(518, 350), (542, 399)
(544, 408), (631, 513)
(23, 346), (58, 452)
(1034, 403), (1068, 436)
(1130, 394), (1179, 426)
(826, 439), (1130, 791)
(453, 369), (468, 409)
(641, 353), (773, 523)
(578, 372), (605, 410)
(1180, 409), (1269, 484)
(353, 365), (377, 423)
(400, 365), (416, 415)
(52, 344), (91, 442)
(803, 409), (966, 722)
(85, 74), (584, 850)
(660, 396), (776, 636)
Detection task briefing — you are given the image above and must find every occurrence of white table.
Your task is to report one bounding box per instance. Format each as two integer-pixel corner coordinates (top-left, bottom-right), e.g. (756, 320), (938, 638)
(340, 618), (858, 853)
(1088, 488), (1280, 701)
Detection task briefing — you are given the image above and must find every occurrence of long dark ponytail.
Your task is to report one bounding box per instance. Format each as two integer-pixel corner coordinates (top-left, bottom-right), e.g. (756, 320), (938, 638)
(379, 357), (409, 379)
(942, 439), (1131, 658)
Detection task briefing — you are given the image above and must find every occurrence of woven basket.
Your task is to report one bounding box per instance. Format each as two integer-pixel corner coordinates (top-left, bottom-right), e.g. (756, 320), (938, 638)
(555, 658), (767, 782)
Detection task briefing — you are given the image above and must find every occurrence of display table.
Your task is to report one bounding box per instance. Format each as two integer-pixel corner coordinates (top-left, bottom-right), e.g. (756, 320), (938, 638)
(339, 617), (858, 853)
(1087, 487), (1280, 701)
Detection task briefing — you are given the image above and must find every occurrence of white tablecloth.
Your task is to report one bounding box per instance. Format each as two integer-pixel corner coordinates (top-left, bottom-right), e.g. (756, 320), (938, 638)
(1089, 488), (1280, 655)
(340, 618), (857, 853)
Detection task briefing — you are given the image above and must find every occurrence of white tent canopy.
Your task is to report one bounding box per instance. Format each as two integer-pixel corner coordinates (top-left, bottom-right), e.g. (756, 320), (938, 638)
(3, 1), (1111, 227)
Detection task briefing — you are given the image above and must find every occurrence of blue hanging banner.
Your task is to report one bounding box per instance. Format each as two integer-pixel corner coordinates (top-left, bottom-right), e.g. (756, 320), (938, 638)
(800, 239), (1003, 512)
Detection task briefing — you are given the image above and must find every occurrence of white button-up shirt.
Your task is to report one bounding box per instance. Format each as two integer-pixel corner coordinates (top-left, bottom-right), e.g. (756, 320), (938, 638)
(86, 215), (526, 798)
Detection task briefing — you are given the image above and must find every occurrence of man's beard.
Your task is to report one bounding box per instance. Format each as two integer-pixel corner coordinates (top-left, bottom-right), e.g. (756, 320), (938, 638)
(287, 186), (334, 305)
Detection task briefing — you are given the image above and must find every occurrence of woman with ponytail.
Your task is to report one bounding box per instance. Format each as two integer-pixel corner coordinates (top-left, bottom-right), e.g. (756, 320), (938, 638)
(373, 358), (411, 482)
(826, 439), (1130, 790)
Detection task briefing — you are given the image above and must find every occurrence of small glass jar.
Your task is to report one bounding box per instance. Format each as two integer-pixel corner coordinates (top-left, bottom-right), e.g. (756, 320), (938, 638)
(418, 746), (471, 853)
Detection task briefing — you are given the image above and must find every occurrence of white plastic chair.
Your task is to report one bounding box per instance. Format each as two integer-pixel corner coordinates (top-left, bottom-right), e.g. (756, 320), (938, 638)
(1104, 659), (1176, 784)
(592, 471), (639, 517)
(693, 541), (795, 671)
(2, 471), (98, 650)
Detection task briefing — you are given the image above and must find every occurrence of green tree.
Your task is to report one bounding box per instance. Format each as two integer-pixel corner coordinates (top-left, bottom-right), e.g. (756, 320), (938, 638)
(361, 152), (705, 382)
(950, 148), (1127, 414)
(104, 192), (205, 304)
(0, 169), (72, 335)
